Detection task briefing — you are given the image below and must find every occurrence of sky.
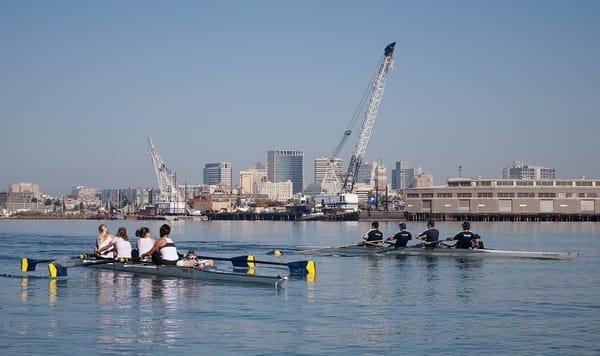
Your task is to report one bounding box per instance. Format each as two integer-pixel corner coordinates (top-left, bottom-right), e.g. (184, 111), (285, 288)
(1, 1), (599, 195)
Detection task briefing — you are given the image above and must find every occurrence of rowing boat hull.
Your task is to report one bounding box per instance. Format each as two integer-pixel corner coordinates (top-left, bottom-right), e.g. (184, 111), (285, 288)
(84, 261), (287, 287)
(297, 246), (576, 260)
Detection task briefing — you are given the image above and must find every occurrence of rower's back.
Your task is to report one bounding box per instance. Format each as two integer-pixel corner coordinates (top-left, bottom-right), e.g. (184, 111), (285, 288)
(158, 224), (179, 264)
(365, 221), (384, 244)
(135, 227), (155, 257)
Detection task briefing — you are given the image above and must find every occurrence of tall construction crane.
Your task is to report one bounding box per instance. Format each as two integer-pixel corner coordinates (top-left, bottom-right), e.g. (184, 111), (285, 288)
(341, 41), (395, 193)
(147, 137), (186, 214)
(320, 42), (396, 199)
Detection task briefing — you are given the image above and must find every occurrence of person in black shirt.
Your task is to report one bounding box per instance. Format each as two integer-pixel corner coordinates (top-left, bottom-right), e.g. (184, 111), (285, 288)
(447, 221), (484, 249)
(386, 222), (412, 248)
(416, 220), (440, 247)
(363, 221), (384, 246)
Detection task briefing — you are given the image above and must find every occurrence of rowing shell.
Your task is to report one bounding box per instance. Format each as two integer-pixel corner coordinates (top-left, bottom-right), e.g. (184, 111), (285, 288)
(297, 245), (577, 260)
(83, 260), (287, 287)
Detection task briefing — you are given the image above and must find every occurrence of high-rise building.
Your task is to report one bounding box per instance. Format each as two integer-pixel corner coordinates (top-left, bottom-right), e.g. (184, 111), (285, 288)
(314, 156), (343, 184)
(391, 161), (415, 190)
(374, 161), (388, 191)
(9, 183), (41, 199)
(356, 161), (376, 186)
(267, 150), (304, 194)
(503, 159), (556, 180)
(203, 162), (232, 186)
(240, 162), (267, 195)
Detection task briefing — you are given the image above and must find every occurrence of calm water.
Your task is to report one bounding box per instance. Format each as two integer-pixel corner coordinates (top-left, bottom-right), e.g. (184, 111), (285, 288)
(0, 220), (598, 354)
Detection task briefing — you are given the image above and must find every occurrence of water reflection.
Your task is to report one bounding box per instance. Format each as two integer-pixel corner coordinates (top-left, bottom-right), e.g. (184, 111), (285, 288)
(453, 259), (483, 301)
(92, 270), (192, 349)
(20, 277), (28, 302)
(48, 279), (57, 306)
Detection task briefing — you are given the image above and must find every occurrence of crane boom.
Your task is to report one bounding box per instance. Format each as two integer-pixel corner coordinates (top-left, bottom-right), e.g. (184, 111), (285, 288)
(341, 42), (395, 193)
(147, 137), (184, 204)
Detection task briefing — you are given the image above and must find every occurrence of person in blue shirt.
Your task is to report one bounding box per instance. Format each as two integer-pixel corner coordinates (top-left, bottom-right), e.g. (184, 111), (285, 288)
(386, 222), (412, 248)
(416, 220), (439, 247)
(447, 221), (485, 249)
(363, 221), (384, 246)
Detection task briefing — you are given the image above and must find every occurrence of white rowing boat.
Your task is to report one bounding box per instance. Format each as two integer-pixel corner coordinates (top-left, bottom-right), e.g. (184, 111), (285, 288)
(83, 260), (287, 287)
(297, 245), (577, 260)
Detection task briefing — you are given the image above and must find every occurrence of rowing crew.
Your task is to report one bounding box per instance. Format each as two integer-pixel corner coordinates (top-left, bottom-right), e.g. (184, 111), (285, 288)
(94, 223), (214, 268)
(363, 220), (484, 249)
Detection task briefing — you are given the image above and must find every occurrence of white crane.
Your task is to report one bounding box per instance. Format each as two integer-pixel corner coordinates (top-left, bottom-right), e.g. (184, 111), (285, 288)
(317, 42), (395, 211)
(341, 42), (395, 193)
(147, 137), (186, 214)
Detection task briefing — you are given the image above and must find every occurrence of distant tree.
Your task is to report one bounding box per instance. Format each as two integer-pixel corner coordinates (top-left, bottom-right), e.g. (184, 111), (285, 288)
(79, 202), (84, 213)
(31, 197), (38, 203)
(45, 198), (52, 206)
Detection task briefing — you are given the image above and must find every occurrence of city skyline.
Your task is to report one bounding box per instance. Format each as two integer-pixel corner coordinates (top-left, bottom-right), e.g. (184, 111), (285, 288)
(1, 2), (599, 194)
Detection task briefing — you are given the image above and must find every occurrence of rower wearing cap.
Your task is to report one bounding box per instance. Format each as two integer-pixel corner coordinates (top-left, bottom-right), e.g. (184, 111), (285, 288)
(446, 221), (484, 249)
(386, 222), (412, 248)
(416, 220), (439, 247)
(363, 221), (384, 246)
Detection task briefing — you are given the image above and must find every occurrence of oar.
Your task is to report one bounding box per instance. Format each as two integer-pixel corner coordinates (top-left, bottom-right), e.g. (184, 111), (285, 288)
(21, 253), (100, 272)
(21, 257), (54, 272)
(196, 255), (316, 277)
(48, 258), (116, 278)
(297, 242), (367, 255)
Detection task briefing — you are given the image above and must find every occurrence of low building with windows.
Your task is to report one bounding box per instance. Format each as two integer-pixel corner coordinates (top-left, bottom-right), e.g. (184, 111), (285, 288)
(404, 177), (600, 220)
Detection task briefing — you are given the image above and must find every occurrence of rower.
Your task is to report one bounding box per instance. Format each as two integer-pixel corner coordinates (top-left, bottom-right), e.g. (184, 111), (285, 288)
(416, 220), (439, 247)
(363, 221), (384, 246)
(95, 224), (115, 259)
(97, 227), (132, 260)
(141, 224), (180, 265)
(386, 222), (412, 248)
(446, 221), (484, 249)
(135, 227), (155, 260)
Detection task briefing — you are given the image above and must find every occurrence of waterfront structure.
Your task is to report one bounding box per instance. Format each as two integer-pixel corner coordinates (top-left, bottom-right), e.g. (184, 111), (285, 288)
(177, 184), (202, 200)
(70, 186), (99, 207)
(404, 177), (600, 216)
(240, 163), (267, 195)
(8, 183), (42, 203)
(9, 183), (41, 198)
(391, 161), (415, 191)
(203, 162), (232, 187)
(314, 156), (343, 184)
(253, 180), (293, 202)
(503, 159), (556, 180)
(415, 172), (434, 188)
(267, 150), (304, 194)
(0, 191), (7, 207)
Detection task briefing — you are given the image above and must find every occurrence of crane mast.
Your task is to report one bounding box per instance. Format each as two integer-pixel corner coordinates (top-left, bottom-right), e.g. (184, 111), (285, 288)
(341, 42), (395, 193)
(147, 137), (184, 210)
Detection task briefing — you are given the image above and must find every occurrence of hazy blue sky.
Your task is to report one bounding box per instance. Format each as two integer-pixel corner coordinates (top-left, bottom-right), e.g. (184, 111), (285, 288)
(1, 1), (599, 194)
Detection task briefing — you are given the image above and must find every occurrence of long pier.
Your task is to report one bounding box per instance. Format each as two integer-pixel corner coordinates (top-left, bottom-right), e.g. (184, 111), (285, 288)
(404, 212), (600, 222)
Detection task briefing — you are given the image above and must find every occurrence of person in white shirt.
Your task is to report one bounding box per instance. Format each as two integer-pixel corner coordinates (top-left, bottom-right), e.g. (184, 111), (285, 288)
(135, 226), (155, 259)
(97, 227), (132, 260)
(94, 224), (114, 259)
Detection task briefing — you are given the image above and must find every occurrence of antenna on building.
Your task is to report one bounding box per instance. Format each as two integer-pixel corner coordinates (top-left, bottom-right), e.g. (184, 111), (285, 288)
(458, 165), (463, 178)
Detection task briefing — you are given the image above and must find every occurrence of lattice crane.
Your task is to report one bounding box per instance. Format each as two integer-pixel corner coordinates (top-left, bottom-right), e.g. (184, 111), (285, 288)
(322, 42), (395, 194)
(147, 137), (184, 204)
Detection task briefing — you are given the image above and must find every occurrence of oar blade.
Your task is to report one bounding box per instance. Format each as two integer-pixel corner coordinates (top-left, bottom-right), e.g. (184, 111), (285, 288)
(231, 255), (255, 268)
(21, 257), (52, 272)
(287, 260), (316, 277)
(48, 262), (68, 278)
